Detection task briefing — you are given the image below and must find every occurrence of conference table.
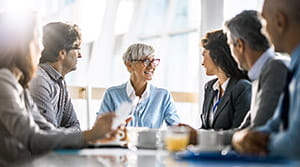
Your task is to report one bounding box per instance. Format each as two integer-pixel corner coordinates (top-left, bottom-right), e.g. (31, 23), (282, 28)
(19, 147), (299, 167)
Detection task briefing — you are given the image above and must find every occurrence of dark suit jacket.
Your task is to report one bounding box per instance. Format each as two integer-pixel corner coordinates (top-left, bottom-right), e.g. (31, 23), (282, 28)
(200, 77), (251, 130)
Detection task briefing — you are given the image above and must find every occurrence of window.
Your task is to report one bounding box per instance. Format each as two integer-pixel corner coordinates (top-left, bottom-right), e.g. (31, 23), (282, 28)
(15, 0), (264, 130)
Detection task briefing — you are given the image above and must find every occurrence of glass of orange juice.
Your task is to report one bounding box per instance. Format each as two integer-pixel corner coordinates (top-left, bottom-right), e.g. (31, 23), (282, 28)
(165, 126), (190, 152)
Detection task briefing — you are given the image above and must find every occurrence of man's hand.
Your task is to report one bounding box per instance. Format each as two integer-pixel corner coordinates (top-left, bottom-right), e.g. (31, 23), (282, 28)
(92, 115), (131, 143)
(232, 129), (269, 155)
(83, 112), (116, 143)
(119, 116), (132, 129)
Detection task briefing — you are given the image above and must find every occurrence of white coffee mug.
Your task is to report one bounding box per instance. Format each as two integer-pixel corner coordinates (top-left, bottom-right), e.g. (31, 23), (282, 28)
(197, 130), (224, 148)
(137, 129), (161, 149)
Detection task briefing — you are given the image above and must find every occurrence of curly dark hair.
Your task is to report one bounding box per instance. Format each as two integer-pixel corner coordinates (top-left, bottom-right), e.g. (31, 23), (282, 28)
(40, 22), (81, 63)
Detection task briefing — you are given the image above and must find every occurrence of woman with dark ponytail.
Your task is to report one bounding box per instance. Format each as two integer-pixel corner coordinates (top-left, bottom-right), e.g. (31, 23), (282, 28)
(200, 29), (251, 130)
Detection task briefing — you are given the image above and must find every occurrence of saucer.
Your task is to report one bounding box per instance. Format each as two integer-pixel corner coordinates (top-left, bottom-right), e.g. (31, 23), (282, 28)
(137, 143), (158, 149)
(90, 140), (127, 148)
(187, 145), (223, 152)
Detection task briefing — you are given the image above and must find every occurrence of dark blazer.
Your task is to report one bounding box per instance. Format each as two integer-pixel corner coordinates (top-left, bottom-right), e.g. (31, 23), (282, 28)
(200, 77), (251, 130)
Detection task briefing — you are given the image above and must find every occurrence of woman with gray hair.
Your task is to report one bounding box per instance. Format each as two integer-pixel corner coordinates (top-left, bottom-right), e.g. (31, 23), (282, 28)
(97, 43), (180, 128)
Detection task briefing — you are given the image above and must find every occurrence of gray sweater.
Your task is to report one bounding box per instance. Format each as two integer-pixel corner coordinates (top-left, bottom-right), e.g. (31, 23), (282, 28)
(0, 69), (84, 163)
(29, 63), (80, 131)
(220, 55), (289, 145)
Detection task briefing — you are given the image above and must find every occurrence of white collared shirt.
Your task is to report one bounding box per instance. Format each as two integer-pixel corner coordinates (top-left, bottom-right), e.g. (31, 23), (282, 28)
(209, 78), (230, 127)
(248, 48), (274, 81)
(248, 48), (275, 122)
(212, 78), (229, 93)
(126, 80), (151, 105)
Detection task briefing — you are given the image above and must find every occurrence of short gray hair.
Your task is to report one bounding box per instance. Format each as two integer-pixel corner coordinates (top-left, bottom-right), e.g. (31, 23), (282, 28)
(225, 10), (269, 51)
(122, 43), (155, 63)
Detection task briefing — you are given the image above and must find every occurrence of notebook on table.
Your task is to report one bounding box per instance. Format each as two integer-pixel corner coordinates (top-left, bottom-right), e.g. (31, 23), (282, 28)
(174, 150), (292, 164)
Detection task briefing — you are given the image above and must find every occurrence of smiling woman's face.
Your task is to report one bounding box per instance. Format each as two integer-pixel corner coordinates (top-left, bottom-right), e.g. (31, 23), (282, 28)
(127, 55), (158, 82)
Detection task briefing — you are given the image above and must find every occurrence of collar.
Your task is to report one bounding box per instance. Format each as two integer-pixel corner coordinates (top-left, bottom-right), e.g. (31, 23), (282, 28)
(248, 48), (275, 81)
(212, 78), (230, 92)
(126, 80), (151, 103)
(289, 44), (300, 72)
(1, 68), (23, 94)
(39, 63), (63, 81)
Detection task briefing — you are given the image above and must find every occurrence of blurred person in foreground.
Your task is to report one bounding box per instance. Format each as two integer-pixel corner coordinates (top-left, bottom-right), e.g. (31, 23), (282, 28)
(232, 0), (300, 159)
(215, 10), (289, 145)
(97, 43), (180, 128)
(0, 12), (115, 164)
(200, 30), (251, 131)
(29, 22), (82, 131)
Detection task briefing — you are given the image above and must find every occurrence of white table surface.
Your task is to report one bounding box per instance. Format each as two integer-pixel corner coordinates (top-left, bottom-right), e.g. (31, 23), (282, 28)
(14, 148), (300, 167)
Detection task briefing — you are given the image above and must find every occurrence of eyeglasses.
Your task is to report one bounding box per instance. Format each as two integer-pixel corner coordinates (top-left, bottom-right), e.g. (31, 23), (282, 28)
(131, 58), (160, 67)
(65, 46), (81, 54)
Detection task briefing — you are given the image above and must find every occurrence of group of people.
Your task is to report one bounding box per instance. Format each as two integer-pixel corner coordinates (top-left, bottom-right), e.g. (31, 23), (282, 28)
(197, 0), (300, 159)
(0, 11), (181, 164)
(199, 10), (289, 147)
(0, 12), (115, 164)
(1, 0), (300, 164)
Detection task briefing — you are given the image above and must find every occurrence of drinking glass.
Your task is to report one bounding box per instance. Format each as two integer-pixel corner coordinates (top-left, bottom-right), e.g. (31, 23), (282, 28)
(165, 126), (190, 152)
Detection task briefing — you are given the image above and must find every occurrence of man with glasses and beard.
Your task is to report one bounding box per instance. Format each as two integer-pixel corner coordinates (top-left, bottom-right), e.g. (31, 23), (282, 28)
(29, 22), (82, 131)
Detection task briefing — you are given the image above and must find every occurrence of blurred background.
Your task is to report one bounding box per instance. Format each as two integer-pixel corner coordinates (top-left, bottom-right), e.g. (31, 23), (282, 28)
(0, 0), (264, 130)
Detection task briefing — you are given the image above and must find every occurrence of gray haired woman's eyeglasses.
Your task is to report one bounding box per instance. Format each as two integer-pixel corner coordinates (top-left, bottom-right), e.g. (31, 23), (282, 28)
(131, 58), (160, 67)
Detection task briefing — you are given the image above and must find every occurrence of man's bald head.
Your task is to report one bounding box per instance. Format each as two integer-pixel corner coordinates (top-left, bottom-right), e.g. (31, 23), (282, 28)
(264, 0), (300, 23)
(262, 0), (300, 53)
(285, 0), (300, 23)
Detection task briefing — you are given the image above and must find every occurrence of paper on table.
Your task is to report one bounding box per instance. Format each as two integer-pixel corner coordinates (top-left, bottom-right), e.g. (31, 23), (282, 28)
(112, 102), (133, 129)
(129, 97), (139, 116)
